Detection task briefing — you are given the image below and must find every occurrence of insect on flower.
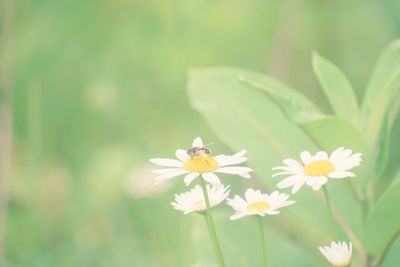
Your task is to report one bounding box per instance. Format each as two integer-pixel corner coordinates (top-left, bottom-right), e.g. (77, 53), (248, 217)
(150, 137), (253, 186)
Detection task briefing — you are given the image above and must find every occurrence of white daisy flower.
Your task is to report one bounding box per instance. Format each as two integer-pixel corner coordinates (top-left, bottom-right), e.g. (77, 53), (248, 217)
(171, 184), (230, 214)
(227, 188), (295, 220)
(319, 241), (352, 267)
(273, 147), (362, 193)
(150, 137), (253, 186)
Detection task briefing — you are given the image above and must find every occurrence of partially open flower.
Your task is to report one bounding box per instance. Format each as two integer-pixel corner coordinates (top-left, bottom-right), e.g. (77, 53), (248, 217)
(171, 184), (230, 214)
(150, 137), (253, 186)
(227, 188), (295, 220)
(319, 241), (352, 267)
(273, 147), (362, 193)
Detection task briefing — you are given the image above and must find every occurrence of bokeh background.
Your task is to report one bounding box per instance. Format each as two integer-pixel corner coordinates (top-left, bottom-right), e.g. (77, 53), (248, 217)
(1, 0), (400, 266)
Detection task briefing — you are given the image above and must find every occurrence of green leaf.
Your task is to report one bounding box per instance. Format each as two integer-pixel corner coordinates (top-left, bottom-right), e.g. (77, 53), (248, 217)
(361, 40), (400, 144)
(375, 88), (400, 179)
(381, 236), (400, 267)
(237, 69), (324, 124)
(301, 116), (368, 152)
(312, 52), (360, 125)
(364, 180), (400, 256)
(187, 67), (362, 260)
(188, 67), (318, 177)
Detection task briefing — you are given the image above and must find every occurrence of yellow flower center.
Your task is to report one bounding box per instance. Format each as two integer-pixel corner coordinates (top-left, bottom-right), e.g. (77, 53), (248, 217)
(193, 199), (206, 210)
(333, 261), (351, 267)
(183, 155), (219, 173)
(247, 201), (270, 212)
(304, 160), (334, 176)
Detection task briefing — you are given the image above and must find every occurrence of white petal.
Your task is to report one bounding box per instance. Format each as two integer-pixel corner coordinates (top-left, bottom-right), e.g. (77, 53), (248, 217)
(291, 181), (306, 194)
(319, 247), (329, 259)
(267, 191), (295, 209)
(152, 168), (184, 176)
(328, 171), (356, 179)
(300, 151), (313, 164)
(230, 213), (247, 220)
(264, 210), (280, 215)
(175, 149), (189, 161)
(340, 148), (353, 159)
(319, 241), (352, 266)
(277, 174), (305, 188)
(272, 166), (290, 171)
(272, 171), (298, 177)
(280, 200), (296, 208)
(216, 166), (253, 175)
(228, 149), (247, 159)
(192, 137), (203, 147)
(216, 150), (248, 166)
(237, 149), (247, 157)
(218, 156), (247, 166)
(237, 173), (251, 179)
(245, 188), (262, 202)
(283, 159), (301, 167)
(331, 148), (353, 165)
(268, 191), (279, 199)
(313, 151), (328, 161)
(155, 169), (189, 184)
(335, 153), (362, 171)
(184, 172), (200, 185)
(272, 165), (303, 172)
(150, 158), (183, 167)
(227, 195), (248, 211)
(202, 173), (221, 185)
(306, 176), (327, 190)
(213, 154), (227, 161)
(329, 147), (345, 163)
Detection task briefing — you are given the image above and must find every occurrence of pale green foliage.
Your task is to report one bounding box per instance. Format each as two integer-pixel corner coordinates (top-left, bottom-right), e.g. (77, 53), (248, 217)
(187, 41), (400, 266)
(362, 41), (400, 143)
(364, 180), (400, 256)
(312, 52), (360, 125)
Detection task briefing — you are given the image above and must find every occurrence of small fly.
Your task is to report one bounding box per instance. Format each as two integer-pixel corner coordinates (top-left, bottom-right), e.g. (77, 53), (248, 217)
(187, 143), (213, 158)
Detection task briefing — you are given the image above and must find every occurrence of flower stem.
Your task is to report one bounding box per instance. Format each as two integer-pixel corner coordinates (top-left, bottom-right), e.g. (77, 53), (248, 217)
(199, 178), (226, 267)
(257, 217), (268, 267)
(323, 186), (337, 239)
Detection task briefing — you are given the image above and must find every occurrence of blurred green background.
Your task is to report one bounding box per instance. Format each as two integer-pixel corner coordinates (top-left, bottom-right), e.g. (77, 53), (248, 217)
(2, 0), (400, 266)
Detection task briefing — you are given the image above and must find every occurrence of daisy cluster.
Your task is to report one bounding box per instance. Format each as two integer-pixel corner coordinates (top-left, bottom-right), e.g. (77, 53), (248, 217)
(151, 137), (360, 266)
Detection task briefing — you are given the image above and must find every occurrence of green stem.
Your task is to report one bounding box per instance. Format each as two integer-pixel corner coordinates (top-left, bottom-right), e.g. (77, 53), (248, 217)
(257, 217), (268, 267)
(323, 186), (337, 239)
(199, 178), (226, 267)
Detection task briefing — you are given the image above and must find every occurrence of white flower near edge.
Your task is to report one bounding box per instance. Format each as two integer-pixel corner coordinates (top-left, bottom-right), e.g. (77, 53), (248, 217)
(171, 184), (230, 214)
(319, 241), (352, 267)
(150, 137), (253, 186)
(227, 188), (295, 220)
(273, 147), (362, 193)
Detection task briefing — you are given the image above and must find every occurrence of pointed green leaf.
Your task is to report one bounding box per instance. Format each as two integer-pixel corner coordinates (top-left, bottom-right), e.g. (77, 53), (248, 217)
(361, 40), (400, 143)
(237, 69), (323, 124)
(375, 88), (400, 180)
(312, 52), (360, 125)
(381, 237), (400, 267)
(364, 180), (400, 256)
